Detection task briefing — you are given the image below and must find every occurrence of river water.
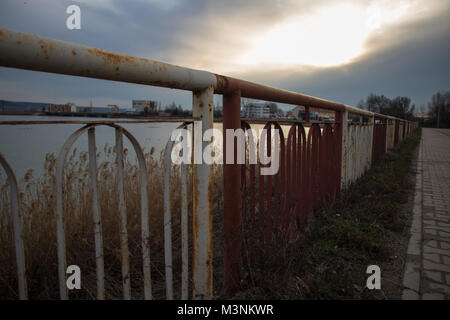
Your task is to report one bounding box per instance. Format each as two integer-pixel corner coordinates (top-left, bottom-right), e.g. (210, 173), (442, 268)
(0, 115), (306, 185)
(0, 115), (181, 182)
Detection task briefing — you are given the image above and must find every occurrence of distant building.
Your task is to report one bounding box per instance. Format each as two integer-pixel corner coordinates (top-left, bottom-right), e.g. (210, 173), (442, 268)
(49, 102), (76, 112)
(287, 106), (303, 119)
(132, 100), (157, 113)
(287, 106), (315, 119)
(242, 102), (270, 118)
(79, 107), (92, 113)
(108, 104), (119, 113)
(288, 105), (334, 121)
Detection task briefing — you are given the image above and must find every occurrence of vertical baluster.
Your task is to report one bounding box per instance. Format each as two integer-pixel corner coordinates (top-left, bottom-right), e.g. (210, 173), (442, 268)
(55, 126), (90, 300)
(88, 127), (105, 300)
(0, 154), (27, 299)
(120, 128), (152, 300)
(163, 134), (174, 300)
(265, 125), (272, 243)
(181, 159), (189, 300)
(115, 128), (131, 300)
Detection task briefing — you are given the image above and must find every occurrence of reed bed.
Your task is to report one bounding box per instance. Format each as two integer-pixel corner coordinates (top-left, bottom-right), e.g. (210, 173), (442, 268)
(0, 144), (224, 300)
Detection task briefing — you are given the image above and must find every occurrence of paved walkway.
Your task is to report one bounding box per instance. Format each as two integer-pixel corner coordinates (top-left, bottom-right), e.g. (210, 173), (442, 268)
(402, 128), (450, 300)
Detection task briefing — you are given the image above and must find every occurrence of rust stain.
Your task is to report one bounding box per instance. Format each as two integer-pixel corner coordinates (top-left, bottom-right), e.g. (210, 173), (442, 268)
(192, 165), (199, 296)
(38, 39), (49, 60)
(87, 47), (137, 65)
(192, 166), (200, 239)
(151, 80), (183, 89)
(138, 57), (147, 62)
(207, 167), (214, 294)
(191, 163), (214, 298)
(16, 40), (22, 45)
(71, 49), (77, 56)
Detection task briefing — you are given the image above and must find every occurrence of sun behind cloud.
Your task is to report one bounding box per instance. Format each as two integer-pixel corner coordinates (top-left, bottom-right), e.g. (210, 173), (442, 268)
(234, 1), (422, 69)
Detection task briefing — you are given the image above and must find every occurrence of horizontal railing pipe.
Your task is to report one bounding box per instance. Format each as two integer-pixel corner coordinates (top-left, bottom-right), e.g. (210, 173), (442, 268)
(344, 105), (374, 117)
(0, 27), (418, 126)
(0, 28), (216, 91)
(215, 76), (346, 112)
(0, 27), (416, 125)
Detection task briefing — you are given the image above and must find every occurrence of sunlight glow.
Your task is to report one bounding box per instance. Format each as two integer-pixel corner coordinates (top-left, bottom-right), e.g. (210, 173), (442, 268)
(236, 2), (416, 68)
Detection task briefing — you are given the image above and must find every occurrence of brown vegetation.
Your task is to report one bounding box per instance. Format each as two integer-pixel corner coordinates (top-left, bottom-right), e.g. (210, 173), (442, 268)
(0, 145), (224, 299)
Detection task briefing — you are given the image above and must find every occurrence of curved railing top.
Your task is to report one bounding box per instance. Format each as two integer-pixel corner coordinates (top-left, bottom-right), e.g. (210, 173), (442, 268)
(0, 27), (414, 123)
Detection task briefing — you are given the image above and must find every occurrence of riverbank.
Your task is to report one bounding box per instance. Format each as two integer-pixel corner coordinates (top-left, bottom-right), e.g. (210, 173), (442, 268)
(0, 111), (184, 119)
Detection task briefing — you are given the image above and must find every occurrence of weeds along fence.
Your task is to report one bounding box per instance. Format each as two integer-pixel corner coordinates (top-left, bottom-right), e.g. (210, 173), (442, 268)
(0, 28), (419, 299)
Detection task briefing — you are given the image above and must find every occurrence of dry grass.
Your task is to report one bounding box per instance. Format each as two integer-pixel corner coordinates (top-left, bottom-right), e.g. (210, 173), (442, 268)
(234, 129), (421, 299)
(2, 129), (420, 300)
(0, 145), (224, 300)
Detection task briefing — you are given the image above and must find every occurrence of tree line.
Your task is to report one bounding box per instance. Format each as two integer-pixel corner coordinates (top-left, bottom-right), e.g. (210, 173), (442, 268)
(426, 91), (450, 128)
(357, 91), (450, 128)
(356, 94), (416, 120)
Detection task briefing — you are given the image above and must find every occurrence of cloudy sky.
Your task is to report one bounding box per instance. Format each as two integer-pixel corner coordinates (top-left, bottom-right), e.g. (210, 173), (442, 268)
(0, 0), (449, 111)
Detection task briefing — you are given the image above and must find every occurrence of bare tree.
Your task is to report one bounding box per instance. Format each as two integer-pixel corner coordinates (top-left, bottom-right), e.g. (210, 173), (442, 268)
(363, 93), (391, 113)
(428, 91), (450, 128)
(358, 93), (414, 119)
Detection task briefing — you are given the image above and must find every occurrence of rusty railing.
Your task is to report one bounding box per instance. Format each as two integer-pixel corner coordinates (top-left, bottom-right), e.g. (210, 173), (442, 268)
(0, 28), (419, 299)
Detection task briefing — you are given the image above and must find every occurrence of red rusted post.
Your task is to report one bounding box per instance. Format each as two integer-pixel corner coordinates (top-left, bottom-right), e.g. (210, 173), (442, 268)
(394, 119), (399, 145)
(305, 106), (311, 122)
(295, 125), (302, 227)
(403, 120), (406, 140)
(372, 117), (377, 163)
(223, 89), (242, 297)
(335, 110), (344, 197)
(372, 117), (387, 163)
(299, 125), (308, 223)
(291, 125), (297, 228)
(266, 125), (272, 246)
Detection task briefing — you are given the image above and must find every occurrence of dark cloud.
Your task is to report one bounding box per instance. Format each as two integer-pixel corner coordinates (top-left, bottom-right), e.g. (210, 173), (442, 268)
(238, 4), (450, 108)
(0, 0), (448, 110)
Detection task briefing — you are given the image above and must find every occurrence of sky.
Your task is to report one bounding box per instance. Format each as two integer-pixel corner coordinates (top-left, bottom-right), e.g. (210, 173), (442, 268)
(0, 0), (449, 111)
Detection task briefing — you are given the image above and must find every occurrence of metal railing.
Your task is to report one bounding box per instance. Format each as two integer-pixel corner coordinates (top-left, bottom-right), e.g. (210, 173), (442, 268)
(0, 28), (419, 299)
